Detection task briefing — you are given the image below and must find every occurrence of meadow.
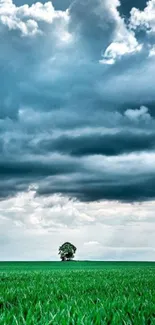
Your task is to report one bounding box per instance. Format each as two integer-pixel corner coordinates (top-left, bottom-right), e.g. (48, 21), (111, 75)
(0, 261), (155, 324)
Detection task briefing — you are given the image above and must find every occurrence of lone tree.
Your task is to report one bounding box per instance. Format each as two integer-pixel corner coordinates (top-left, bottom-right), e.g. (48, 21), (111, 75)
(58, 242), (77, 261)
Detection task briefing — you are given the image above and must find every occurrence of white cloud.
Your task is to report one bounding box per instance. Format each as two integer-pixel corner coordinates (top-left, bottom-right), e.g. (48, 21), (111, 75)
(0, 15), (39, 35)
(99, 0), (142, 64)
(100, 40), (142, 64)
(130, 0), (155, 33)
(84, 241), (100, 246)
(0, 0), (71, 37)
(84, 151), (155, 177)
(129, 0), (155, 57)
(0, 187), (155, 260)
(149, 45), (155, 57)
(124, 106), (151, 122)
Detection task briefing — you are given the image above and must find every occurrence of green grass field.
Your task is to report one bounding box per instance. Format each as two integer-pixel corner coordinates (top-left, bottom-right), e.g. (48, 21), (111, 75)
(0, 261), (155, 324)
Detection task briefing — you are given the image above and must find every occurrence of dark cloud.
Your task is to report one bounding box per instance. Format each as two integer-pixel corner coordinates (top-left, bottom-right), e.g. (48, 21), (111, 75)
(0, 180), (28, 200)
(0, 0), (155, 203)
(37, 131), (155, 156)
(0, 158), (84, 179)
(37, 172), (155, 202)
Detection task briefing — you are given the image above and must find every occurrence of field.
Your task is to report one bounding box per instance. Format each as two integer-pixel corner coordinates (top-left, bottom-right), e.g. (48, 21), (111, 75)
(0, 261), (155, 324)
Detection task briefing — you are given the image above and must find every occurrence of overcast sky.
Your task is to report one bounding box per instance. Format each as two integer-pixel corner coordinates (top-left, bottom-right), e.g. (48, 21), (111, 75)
(0, 0), (155, 261)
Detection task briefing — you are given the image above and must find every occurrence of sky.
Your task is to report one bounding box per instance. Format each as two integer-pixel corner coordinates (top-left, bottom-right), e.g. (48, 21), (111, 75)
(0, 0), (155, 261)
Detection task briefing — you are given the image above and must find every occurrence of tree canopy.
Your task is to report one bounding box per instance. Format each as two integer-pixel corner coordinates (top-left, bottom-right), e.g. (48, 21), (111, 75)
(58, 242), (77, 261)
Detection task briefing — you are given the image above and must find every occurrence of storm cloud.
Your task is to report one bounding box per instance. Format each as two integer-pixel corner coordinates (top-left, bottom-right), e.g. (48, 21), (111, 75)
(1, 0), (155, 260)
(0, 0), (155, 204)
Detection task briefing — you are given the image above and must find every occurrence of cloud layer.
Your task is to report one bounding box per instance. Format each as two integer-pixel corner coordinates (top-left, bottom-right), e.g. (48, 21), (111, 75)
(0, 0), (155, 204)
(1, 187), (155, 261)
(0, 0), (155, 260)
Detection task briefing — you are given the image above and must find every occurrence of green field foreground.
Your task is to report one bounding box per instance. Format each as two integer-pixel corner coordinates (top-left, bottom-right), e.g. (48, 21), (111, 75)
(0, 262), (155, 325)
